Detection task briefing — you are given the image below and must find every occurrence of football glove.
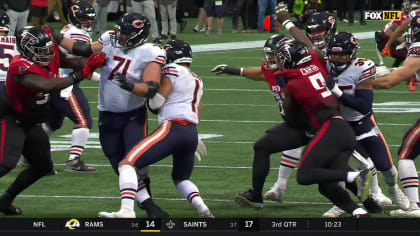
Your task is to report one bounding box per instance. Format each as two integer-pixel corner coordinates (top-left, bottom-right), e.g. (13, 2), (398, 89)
(326, 77), (343, 97)
(194, 138), (207, 162)
(381, 47), (391, 58)
(83, 53), (106, 78)
(113, 72), (135, 92)
(211, 64), (243, 76)
(69, 70), (84, 84)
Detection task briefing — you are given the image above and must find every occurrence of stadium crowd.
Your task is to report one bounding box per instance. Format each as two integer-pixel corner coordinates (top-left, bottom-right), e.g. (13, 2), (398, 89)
(0, 0), (419, 219)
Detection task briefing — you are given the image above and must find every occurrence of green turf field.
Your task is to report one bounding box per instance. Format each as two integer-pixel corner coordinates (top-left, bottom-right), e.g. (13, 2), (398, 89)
(0, 16), (418, 219)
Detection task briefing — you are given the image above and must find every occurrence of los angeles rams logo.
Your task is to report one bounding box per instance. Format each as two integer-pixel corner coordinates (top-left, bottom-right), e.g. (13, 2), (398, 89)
(132, 20), (144, 29)
(65, 219), (80, 230)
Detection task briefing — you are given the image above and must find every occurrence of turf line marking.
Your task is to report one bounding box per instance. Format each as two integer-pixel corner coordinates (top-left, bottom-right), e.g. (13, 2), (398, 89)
(17, 194), (333, 205)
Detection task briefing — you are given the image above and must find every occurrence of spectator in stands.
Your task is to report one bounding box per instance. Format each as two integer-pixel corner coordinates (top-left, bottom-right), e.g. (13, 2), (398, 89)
(158, 0), (177, 40)
(94, 0), (110, 35)
(131, 0), (161, 44)
(30, 0), (48, 27)
(3, 0), (30, 36)
(204, 0), (224, 36)
(257, 0), (276, 33)
(232, 0), (252, 33)
(193, 0), (207, 32)
(48, 0), (68, 27)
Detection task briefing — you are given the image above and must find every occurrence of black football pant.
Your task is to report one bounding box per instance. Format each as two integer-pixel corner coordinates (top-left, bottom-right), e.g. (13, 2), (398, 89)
(0, 117), (53, 201)
(252, 118), (360, 213)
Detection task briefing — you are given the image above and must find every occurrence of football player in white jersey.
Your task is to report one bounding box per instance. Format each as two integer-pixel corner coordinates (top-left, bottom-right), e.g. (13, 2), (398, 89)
(76, 12), (168, 218)
(42, 0), (96, 172)
(374, 16), (420, 217)
(99, 40), (214, 218)
(325, 32), (410, 216)
(0, 9), (20, 92)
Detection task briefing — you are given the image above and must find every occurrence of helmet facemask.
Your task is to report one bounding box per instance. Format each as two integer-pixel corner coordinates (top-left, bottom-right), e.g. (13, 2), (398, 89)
(26, 41), (55, 66)
(79, 14), (95, 34)
(328, 51), (353, 76)
(264, 47), (278, 70)
(308, 26), (328, 49)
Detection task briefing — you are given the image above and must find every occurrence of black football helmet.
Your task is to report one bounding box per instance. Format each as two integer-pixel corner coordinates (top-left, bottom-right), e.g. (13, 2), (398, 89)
(305, 12), (337, 50)
(68, 0), (96, 33)
(276, 40), (312, 70)
(17, 27), (55, 66)
(112, 13), (151, 49)
(0, 9), (10, 34)
(164, 40), (192, 64)
(263, 34), (291, 70)
(327, 32), (360, 76)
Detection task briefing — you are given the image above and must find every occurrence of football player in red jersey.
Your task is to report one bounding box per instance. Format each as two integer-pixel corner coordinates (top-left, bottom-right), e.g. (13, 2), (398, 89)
(0, 27), (85, 215)
(236, 40), (370, 218)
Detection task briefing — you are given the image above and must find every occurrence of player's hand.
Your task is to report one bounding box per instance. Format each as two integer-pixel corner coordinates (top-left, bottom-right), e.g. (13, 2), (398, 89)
(211, 64), (229, 75)
(326, 77), (343, 97)
(70, 70), (84, 84)
(113, 72), (134, 91)
(276, 2), (288, 14)
(194, 138), (207, 162)
(381, 47), (391, 58)
(211, 64), (243, 75)
(83, 53), (106, 78)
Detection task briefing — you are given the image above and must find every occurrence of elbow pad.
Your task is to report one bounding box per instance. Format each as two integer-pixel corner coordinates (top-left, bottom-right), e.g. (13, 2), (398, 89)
(147, 93), (166, 114)
(146, 81), (159, 98)
(72, 41), (93, 57)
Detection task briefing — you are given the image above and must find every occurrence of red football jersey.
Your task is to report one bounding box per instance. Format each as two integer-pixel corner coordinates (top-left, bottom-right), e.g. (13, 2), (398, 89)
(274, 52), (339, 131)
(261, 60), (284, 106)
(5, 35), (60, 122)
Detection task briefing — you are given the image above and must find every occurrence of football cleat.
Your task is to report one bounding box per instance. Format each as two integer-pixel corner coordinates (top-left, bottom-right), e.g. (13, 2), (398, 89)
(99, 208), (135, 218)
(371, 188), (392, 206)
(64, 158), (96, 172)
(389, 186), (410, 210)
(142, 199), (169, 218)
(198, 206), (215, 218)
(409, 77), (417, 91)
(322, 206), (346, 218)
(235, 189), (264, 209)
(362, 196), (385, 214)
(264, 187), (285, 203)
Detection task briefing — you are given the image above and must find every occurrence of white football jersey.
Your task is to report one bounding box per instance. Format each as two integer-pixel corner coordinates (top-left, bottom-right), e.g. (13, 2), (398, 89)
(158, 63), (203, 125)
(98, 31), (166, 112)
(59, 24), (92, 77)
(407, 42), (420, 81)
(327, 58), (376, 121)
(0, 36), (19, 82)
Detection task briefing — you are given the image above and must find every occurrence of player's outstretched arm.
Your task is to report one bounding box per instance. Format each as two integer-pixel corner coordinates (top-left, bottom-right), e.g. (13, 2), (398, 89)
(211, 65), (265, 81)
(374, 58), (419, 89)
(14, 71), (84, 92)
(58, 37), (104, 57)
(382, 19), (410, 57)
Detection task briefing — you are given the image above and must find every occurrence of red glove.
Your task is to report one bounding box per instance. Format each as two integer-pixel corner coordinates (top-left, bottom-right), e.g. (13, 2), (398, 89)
(83, 53), (106, 78)
(381, 47), (391, 58)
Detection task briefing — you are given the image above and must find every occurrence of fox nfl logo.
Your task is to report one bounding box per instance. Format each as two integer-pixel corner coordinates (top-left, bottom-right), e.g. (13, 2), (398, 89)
(364, 11), (401, 21)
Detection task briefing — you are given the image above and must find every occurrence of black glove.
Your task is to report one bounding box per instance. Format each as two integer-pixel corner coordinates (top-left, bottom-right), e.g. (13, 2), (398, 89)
(211, 64), (243, 75)
(114, 72), (134, 91)
(69, 70), (84, 84)
(326, 76), (336, 90)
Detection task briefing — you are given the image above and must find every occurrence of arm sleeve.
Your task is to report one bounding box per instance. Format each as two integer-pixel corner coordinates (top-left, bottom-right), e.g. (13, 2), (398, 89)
(339, 89), (373, 115)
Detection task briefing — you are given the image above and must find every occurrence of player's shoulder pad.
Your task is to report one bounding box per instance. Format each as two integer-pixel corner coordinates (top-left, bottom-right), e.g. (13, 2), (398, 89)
(408, 42), (420, 57)
(356, 58), (376, 81)
(161, 63), (179, 78)
(98, 31), (114, 45)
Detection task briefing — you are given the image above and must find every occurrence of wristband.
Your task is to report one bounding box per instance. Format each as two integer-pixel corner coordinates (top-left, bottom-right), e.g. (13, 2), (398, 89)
(240, 68), (244, 76)
(282, 20), (295, 31)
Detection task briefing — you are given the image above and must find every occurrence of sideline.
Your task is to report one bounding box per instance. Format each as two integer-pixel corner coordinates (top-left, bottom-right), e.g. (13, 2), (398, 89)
(191, 32), (375, 52)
